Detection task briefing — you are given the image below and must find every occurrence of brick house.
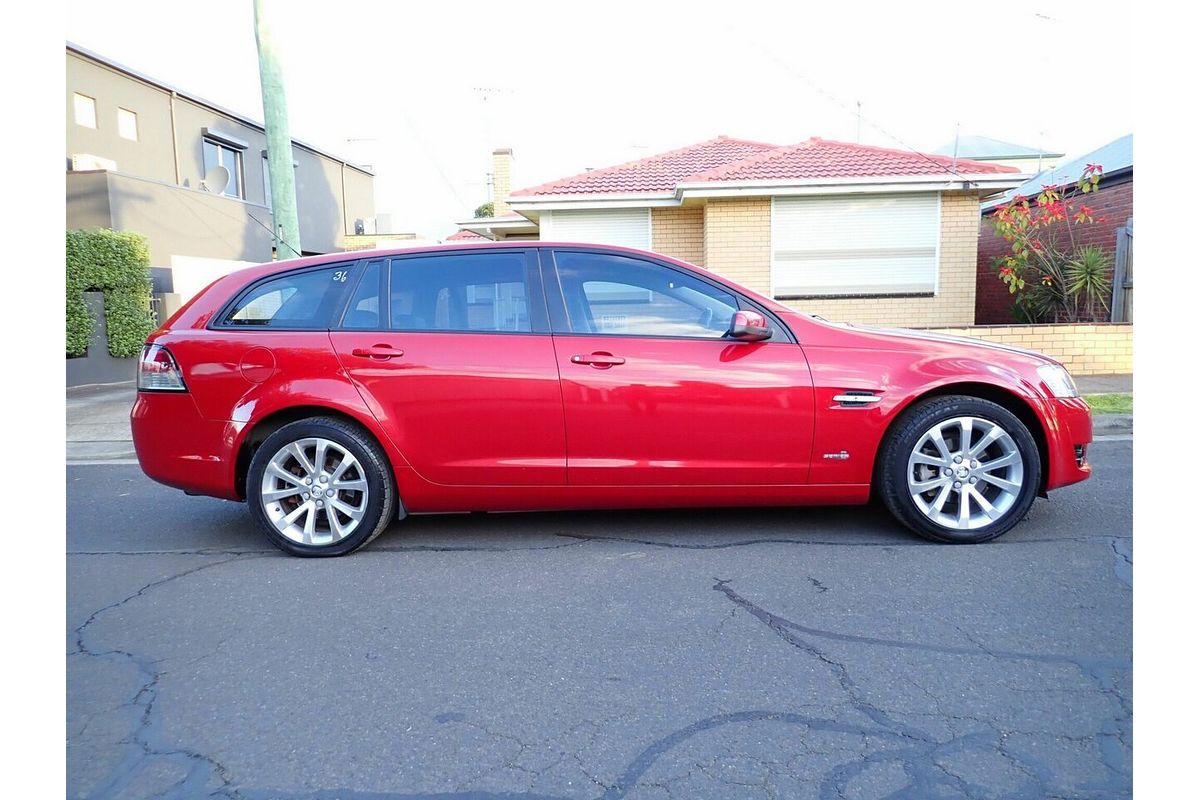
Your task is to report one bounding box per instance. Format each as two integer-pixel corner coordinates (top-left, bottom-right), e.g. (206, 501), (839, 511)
(457, 137), (1024, 326)
(975, 134), (1133, 324)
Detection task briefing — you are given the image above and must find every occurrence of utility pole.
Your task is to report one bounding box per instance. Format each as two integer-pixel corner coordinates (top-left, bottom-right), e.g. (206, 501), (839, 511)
(253, 0), (301, 258)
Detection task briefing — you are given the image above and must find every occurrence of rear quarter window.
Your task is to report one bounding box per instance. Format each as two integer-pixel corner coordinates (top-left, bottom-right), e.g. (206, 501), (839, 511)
(222, 265), (354, 329)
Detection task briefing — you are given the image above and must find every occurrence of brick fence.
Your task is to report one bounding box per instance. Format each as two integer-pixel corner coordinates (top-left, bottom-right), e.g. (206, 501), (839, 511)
(920, 323), (1132, 376)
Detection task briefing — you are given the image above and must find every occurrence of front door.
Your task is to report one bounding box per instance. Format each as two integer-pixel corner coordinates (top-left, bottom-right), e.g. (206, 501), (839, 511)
(546, 249), (815, 486)
(330, 251), (566, 486)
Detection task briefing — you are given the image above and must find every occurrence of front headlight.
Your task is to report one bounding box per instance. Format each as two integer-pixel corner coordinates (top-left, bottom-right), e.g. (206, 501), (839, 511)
(1036, 364), (1079, 398)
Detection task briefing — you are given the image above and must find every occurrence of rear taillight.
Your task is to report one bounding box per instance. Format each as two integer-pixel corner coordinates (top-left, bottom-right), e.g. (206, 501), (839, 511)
(137, 344), (187, 391)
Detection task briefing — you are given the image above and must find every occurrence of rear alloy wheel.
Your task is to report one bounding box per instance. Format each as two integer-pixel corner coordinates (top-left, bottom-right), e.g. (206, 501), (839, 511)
(879, 396), (1041, 543)
(248, 417), (399, 556)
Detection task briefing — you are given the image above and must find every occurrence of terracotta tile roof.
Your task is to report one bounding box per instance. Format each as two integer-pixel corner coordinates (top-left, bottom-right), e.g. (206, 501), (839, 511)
(509, 136), (1020, 200)
(685, 138), (1021, 182)
(510, 136), (779, 197)
(446, 230), (487, 241)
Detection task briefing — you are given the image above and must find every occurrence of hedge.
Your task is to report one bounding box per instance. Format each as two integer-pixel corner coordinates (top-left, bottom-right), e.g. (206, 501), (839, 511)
(66, 229), (157, 358)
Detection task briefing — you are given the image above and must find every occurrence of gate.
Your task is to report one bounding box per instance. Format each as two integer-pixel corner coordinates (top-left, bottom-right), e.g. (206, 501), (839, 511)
(1111, 218), (1133, 322)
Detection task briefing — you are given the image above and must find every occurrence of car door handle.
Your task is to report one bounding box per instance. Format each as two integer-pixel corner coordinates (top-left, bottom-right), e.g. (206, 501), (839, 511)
(570, 352), (626, 368)
(351, 345), (404, 360)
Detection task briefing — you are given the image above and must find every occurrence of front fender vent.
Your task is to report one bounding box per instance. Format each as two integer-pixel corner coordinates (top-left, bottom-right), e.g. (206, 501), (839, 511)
(832, 391), (881, 408)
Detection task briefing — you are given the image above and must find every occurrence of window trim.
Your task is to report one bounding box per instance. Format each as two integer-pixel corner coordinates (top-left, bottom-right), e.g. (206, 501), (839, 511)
(202, 136), (247, 200)
(209, 261), (363, 332)
(544, 246), (797, 344)
(328, 249), (551, 336)
(769, 193), (942, 300)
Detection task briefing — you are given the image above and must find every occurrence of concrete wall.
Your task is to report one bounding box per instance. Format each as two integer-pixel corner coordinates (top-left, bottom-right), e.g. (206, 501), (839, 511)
(67, 171), (274, 265)
(66, 293), (137, 387)
(921, 322), (1133, 376)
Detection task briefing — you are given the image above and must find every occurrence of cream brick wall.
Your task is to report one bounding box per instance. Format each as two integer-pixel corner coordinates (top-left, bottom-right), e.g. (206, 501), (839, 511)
(702, 197), (772, 292)
(651, 206), (705, 266)
(778, 192), (980, 326)
(920, 323), (1133, 376)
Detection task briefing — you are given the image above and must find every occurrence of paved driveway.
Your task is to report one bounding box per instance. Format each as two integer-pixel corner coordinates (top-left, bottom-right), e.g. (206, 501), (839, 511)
(67, 440), (1132, 799)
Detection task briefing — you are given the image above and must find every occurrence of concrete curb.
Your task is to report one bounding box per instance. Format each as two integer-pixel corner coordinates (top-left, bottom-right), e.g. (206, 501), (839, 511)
(1093, 414), (1132, 436)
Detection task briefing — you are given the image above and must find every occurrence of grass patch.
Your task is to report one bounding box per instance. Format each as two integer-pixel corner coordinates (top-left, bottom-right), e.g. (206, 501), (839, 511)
(1084, 393), (1132, 415)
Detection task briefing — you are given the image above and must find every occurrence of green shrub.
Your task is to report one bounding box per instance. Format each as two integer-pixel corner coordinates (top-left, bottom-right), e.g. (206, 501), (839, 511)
(66, 229), (157, 358)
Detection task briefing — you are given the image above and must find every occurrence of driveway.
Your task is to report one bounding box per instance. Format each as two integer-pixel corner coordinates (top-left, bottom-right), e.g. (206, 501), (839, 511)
(67, 440), (1132, 799)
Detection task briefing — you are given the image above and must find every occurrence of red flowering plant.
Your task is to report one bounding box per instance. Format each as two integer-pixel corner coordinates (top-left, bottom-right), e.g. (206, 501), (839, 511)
(990, 164), (1112, 322)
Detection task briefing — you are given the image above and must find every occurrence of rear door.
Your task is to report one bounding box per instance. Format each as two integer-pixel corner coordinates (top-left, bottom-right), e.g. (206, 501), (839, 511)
(545, 248), (815, 486)
(329, 249), (566, 486)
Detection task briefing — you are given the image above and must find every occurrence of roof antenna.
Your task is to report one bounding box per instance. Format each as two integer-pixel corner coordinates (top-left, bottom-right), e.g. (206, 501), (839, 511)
(952, 122), (960, 172)
(856, 100), (862, 143)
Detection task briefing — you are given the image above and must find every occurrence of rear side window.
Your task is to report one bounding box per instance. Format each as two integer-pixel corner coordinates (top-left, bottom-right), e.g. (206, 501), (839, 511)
(389, 252), (532, 333)
(223, 266), (354, 328)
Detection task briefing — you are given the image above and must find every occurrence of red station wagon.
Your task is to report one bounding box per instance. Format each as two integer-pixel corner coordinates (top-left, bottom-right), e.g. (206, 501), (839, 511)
(132, 242), (1092, 556)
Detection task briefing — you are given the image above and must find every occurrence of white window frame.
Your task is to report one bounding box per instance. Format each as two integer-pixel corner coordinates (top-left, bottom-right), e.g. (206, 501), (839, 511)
(73, 93), (97, 129)
(769, 194), (942, 299)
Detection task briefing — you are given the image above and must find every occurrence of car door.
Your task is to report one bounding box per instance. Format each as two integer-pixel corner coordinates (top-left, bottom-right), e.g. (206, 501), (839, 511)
(545, 248), (815, 486)
(329, 249), (566, 486)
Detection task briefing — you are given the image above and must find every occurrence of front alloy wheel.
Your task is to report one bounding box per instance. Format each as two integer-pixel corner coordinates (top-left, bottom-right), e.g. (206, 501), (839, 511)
(880, 396), (1041, 543)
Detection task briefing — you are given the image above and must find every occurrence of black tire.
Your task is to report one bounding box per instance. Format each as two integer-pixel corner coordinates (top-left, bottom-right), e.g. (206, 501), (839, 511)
(878, 395), (1041, 544)
(247, 416), (401, 557)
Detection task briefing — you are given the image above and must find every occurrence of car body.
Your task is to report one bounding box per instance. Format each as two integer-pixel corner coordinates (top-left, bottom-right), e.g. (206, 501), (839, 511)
(132, 242), (1092, 555)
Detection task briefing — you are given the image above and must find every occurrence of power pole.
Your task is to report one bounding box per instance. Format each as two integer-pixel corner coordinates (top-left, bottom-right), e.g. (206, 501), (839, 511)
(253, 0), (301, 257)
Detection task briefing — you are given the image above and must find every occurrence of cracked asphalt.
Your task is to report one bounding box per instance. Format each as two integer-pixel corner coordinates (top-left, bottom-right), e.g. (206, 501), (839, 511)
(67, 439), (1132, 799)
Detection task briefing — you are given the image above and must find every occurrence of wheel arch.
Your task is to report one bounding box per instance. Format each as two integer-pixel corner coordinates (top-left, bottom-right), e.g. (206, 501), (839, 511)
(234, 405), (397, 501)
(873, 381), (1051, 496)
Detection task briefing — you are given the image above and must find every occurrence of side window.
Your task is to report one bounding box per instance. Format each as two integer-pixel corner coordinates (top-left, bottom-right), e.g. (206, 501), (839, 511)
(224, 265), (353, 328)
(554, 251), (739, 338)
(389, 252), (531, 333)
(341, 261), (383, 329)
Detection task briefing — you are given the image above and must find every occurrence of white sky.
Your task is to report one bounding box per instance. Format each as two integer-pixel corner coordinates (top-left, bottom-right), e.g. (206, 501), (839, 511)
(66, 0), (1134, 239)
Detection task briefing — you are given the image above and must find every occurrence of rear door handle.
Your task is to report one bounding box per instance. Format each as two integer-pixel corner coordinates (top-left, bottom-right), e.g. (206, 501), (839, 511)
(351, 345), (404, 360)
(570, 352), (626, 368)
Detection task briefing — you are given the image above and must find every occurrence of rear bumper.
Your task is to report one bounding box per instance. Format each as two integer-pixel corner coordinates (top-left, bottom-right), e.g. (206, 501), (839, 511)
(1043, 396), (1093, 490)
(131, 392), (241, 500)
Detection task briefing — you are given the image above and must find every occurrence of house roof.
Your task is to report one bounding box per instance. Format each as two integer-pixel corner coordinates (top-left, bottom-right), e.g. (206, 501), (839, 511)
(684, 138), (1019, 183)
(510, 136), (778, 197)
(983, 134), (1133, 210)
(932, 134), (1063, 160)
(445, 230), (487, 241)
(510, 136), (1018, 200)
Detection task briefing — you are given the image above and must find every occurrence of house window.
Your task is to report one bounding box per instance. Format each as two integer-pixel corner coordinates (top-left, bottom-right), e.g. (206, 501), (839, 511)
(539, 209), (651, 250)
(202, 138), (244, 199)
(73, 93), (97, 128)
(771, 194), (941, 298)
(117, 108), (138, 141)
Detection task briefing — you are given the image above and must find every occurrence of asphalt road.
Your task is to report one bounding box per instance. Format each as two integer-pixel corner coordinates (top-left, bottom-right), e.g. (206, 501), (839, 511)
(67, 440), (1132, 800)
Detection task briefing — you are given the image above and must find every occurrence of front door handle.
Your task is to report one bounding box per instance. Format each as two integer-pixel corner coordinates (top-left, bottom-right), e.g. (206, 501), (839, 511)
(351, 345), (404, 360)
(570, 352), (626, 368)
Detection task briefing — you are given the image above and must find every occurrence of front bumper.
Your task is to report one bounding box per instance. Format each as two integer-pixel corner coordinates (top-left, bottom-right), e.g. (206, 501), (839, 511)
(131, 392), (242, 500)
(1043, 396), (1093, 490)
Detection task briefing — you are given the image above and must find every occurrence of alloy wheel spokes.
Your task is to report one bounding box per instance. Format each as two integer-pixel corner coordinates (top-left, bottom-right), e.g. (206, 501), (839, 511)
(906, 416), (1024, 531)
(260, 438), (370, 546)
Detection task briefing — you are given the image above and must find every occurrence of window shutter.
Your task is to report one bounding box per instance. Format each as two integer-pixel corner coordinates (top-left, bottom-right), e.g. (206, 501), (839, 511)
(540, 209), (651, 250)
(771, 194), (940, 297)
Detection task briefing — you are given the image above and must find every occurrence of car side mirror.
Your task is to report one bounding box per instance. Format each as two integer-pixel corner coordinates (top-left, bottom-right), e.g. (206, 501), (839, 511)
(727, 310), (772, 341)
